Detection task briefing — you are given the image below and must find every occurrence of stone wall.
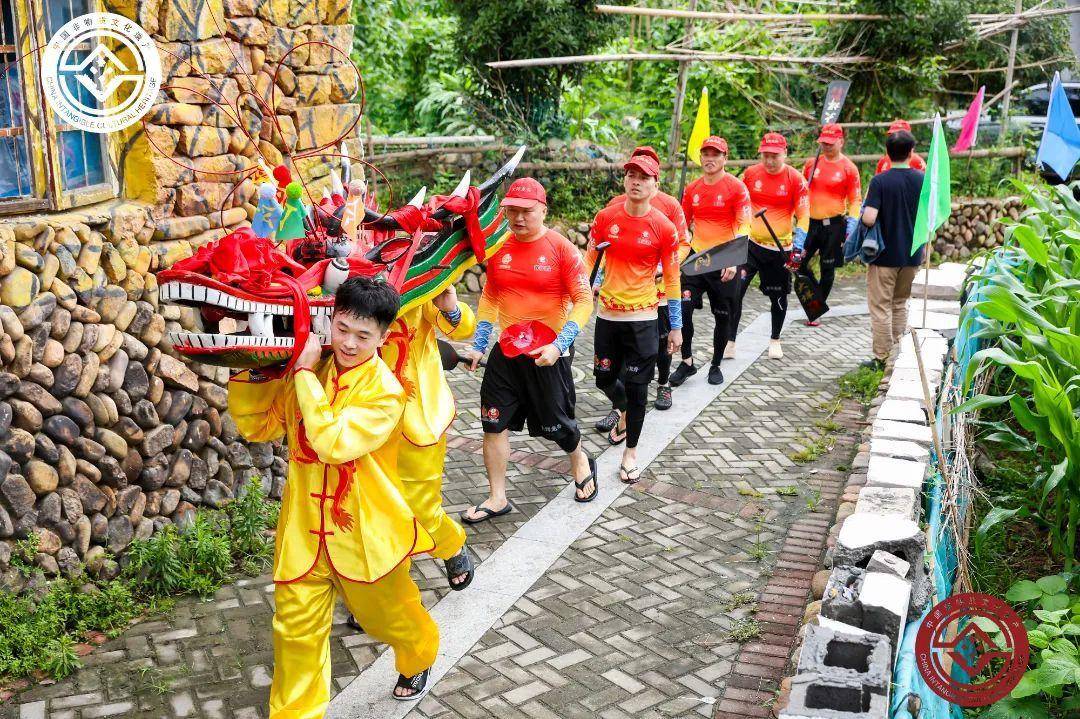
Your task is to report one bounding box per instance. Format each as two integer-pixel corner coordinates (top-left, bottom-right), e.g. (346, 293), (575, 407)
(112, 0), (361, 257)
(0, 0), (359, 584)
(0, 205), (287, 585)
(932, 197), (1023, 261)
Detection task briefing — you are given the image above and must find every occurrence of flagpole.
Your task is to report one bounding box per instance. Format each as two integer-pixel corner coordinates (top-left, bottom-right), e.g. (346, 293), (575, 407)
(678, 152), (690, 200)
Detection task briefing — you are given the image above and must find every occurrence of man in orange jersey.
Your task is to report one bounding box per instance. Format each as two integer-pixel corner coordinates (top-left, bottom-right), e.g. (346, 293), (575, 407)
(800, 123), (862, 324)
(670, 135), (751, 387)
(737, 132), (809, 360)
(875, 120), (927, 174)
(594, 146), (690, 423)
(587, 154), (682, 484)
(460, 178), (597, 521)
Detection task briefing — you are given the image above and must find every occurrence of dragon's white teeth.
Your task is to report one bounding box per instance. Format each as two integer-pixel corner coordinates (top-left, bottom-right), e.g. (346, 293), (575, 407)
(249, 312), (273, 338)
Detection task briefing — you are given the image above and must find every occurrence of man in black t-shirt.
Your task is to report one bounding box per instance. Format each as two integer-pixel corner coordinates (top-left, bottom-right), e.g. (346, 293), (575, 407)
(859, 130), (925, 369)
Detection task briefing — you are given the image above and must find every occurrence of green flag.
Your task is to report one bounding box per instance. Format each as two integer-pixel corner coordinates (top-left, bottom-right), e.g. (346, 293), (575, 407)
(911, 115), (951, 256)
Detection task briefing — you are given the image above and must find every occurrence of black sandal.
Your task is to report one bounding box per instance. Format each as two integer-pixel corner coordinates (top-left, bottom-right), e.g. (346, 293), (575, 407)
(574, 456), (598, 503)
(444, 547), (475, 591)
(460, 502), (513, 525)
(393, 668), (430, 701)
(607, 425), (627, 446)
(619, 465), (641, 484)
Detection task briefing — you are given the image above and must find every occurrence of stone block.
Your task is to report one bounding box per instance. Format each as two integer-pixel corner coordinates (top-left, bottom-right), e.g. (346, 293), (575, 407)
(159, 0), (224, 41)
(797, 624), (891, 692)
(780, 672), (888, 719)
(869, 438), (928, 462)
(855, 486), (918, 520)
(835, 513), (924, 581)
(876, 399), (926, 424)
(866, 550), (911, 578)
(908, 310), (960, 334)
(859, 572), (910, 651)
(871, 419), (933, 445)
(911, 263), (967, 301)
(866, 455), (926, 491)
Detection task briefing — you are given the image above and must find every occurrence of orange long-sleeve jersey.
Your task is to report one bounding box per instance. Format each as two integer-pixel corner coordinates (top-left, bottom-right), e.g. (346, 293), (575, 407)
(802, 155), (862, 220)
(681, 173), (752, 253)
(587, 204), (680, 318)
(876, 152), (926, 175)
(742, 163), (809, 249)
(476, 229), (593, 333)
(606, 190), (690, 299)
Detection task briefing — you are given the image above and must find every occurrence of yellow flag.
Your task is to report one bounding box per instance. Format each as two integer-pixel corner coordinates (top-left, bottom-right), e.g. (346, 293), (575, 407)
(686, 87), (710, 166)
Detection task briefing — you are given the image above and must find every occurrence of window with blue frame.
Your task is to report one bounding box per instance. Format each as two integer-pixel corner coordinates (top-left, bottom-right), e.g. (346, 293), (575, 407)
(44, 0), (108, 192)
(0, 0), (31, 199)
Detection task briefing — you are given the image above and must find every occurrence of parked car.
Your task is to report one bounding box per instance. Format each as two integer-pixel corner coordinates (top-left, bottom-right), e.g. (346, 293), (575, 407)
(945, 80), (1080, 138)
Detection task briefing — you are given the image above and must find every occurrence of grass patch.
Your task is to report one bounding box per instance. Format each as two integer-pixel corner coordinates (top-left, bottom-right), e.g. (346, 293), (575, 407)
(724, 593), (757, 611)
(749, 540), (772, 562)
(738, 487), (764, 498)
(806, 490), (823, 512)
(728, 618), (763, 643)
(791, 435), (834, 464)
(776, 485), (798, 497)
(838, 365), (885, 406)
(0, 477), (277, 682)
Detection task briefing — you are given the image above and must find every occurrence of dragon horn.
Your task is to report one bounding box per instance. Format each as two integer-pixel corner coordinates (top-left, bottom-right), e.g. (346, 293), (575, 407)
(331, 170), (344, 198)
(407, 186), (427, 207)
(450, 170), (471, 198)
(340, 142), (351, 185)
(432, 145), (526, 221)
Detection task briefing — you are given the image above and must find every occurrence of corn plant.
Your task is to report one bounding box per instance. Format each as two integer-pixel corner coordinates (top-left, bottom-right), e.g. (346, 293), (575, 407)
(956, 180), (1080, 569)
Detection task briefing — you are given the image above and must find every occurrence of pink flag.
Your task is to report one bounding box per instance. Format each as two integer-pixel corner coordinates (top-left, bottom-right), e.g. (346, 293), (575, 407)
(953, 86), (985, 153)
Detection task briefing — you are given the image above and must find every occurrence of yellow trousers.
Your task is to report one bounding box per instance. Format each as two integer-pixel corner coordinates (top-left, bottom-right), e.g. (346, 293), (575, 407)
(269, 549), (439, 719)
(397, 436), (466, 562)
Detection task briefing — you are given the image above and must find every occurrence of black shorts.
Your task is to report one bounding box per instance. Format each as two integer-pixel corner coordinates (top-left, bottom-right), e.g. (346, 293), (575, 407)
(744, 242), (791, 297)
(805, 217), (847, 270)
(480, 343), (578, 443)
(657, 303), (671, 336)
(681, 268), (740, 310)
(593, 317), (659, 386)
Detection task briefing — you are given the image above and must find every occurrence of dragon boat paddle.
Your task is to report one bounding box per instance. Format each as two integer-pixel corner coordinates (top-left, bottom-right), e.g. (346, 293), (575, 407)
(438, 339), (485, 371)
(589, 241), (611, 288)
(680, 236), (749, 277)
(754, 209), (828, 324)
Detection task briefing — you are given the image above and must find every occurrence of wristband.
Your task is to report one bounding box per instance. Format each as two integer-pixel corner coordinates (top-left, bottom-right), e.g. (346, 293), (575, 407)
(592, 268), (604, 291)
(845, 216), (858, 236)
(441, 307), (462, 326)
(667, 298), (683, 330)
(792, 227), (808, 251)
(552, 321), (580, 354)
(472, 320), (494, 353)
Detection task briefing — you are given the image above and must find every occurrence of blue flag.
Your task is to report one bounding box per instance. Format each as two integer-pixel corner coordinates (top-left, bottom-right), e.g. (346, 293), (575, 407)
(1036, 72), (1080, 179)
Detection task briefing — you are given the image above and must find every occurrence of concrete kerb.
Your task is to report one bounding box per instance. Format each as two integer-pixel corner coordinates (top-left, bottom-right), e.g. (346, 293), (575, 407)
(777, 305), (962, 717)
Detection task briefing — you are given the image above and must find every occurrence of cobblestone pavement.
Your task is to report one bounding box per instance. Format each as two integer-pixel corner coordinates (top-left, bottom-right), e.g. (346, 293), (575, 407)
(2, 281), (870, 719)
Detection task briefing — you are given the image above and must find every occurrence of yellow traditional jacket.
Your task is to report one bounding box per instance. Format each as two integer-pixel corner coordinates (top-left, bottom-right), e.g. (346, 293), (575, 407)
(379, 301), (477, 447)
(227, 354), (434, 583)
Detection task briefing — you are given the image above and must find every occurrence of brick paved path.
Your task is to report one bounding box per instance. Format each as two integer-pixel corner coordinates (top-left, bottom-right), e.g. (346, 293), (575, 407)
(2, 282), (870, 719)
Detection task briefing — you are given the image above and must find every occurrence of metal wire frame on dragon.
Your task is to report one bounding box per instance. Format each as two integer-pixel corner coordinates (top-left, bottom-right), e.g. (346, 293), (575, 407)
(0, 0), (116, 214)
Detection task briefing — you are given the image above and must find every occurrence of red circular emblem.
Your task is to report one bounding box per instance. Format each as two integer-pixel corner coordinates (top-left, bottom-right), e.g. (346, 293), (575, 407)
(915, 592), (1029, 707)
(483, 406), (500, 421)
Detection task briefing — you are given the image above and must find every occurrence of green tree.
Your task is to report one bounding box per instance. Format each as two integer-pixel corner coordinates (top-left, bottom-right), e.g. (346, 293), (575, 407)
(446, 0), (623, 135)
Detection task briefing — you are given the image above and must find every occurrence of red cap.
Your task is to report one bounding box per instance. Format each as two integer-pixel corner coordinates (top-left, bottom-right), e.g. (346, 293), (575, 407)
(272, 164), (292, 186)
(500, 177), (547, 208)
(624, 155), (660, 178)
(499, 320), (557, 358)
(887, 120), (912, 134)
(758, 132), (787, 153)
(817, 123), (844, 144)
(700, 136), (729, 154)
(631, 146), (660, 163)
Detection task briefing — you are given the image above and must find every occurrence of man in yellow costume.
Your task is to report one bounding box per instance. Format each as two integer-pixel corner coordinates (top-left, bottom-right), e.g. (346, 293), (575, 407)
(377, 284), (477, 590)
(227, 276), (439, 712)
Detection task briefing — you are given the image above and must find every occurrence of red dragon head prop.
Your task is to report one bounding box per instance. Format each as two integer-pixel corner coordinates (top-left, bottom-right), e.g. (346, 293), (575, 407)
(158, 146), (525, 373)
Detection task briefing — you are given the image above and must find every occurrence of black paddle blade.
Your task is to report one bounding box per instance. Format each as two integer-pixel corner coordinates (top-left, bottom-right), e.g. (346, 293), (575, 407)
(437, 339), (484, 371)
(681, 237), (749, 277)
(793, 273), (829, 323)
(437, 339), (462, 371)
